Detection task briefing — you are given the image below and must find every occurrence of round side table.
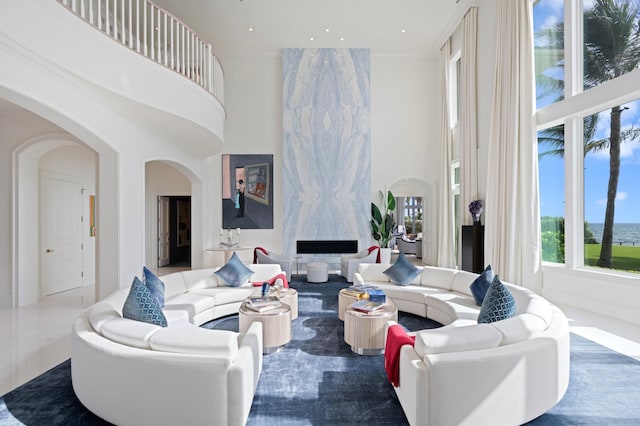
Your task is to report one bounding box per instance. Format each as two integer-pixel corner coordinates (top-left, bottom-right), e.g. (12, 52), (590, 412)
(343, 300), (398, 355)
(338, 288), (366, 321)
(275, 288), (298, 320)
(239, 301), (291, 354)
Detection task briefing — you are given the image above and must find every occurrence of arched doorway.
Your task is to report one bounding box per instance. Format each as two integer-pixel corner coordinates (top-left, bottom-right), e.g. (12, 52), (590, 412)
(13, 133), (97, 306)
(388, 177), (436, 265)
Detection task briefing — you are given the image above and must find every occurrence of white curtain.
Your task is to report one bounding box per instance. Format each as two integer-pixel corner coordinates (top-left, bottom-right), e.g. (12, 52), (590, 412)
(460, 7), (479, 225)
(485, 0), (541, 291)
(437, 39), (456, 268)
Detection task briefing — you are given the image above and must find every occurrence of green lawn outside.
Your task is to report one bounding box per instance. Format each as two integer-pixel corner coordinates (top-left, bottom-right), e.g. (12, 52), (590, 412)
(584, 244), (640, 273)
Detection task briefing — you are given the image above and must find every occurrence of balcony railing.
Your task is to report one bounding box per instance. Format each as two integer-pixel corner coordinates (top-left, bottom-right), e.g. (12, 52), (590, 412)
(57, 0), (224, 103)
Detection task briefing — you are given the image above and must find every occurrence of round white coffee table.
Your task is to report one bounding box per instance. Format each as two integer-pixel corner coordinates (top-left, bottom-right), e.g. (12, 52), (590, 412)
(239, 301), (291, 354)
(343, 300), (398, 355)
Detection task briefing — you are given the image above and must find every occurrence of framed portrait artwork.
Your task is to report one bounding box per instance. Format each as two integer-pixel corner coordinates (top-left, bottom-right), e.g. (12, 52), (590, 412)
(222, 154), (273, 229)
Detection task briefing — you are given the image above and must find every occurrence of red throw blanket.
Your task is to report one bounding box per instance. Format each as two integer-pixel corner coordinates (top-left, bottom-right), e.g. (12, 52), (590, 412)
(252, 273), (289, 289)
(384, 325), (416, 387)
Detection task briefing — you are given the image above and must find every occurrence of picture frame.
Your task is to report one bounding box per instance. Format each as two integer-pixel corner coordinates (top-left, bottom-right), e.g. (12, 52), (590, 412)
(245, 162), (270, 205)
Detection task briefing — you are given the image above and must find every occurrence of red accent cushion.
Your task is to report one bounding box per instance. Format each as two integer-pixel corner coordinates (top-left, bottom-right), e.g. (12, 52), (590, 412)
(251, 273), (289, 289)
(384, 325), (416, 387)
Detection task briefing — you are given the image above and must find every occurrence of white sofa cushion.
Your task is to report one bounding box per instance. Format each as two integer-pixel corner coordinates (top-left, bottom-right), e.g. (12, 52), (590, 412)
(248, 263), (283, 283)
(189, 287), (256, 305)
(425, 293), (480, 324)
(100, 317), (162, 349)
(524, 295), (553, 327)
(149, 326), (238, 360)
(160, 272), (188, 299)
(374, 282), (442, 302)
(450, 269), (478, 297)
(87, 301), (121, 333)
(356, 263), (391, 282)
(414, 323), (502, 356)
(489, 313), (547, 345)
(420, 266), (456, 290)
(181, 268), (219, 291)
(163, 293), (216, 318)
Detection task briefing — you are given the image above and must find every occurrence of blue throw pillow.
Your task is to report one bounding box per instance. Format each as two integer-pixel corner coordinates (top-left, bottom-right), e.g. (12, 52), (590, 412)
(477, 275), (516, 324)
(143, 266), (165, 308)
(122, 276), (168, 326)
(470, 264), (495, 306)
(383, 253), (421, 286)
(214, 252), (253, 287)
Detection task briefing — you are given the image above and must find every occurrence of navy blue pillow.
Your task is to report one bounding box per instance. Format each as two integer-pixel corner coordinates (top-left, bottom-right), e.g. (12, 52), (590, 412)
(143, 266), (165, 308)
(470, 264), (495, 306)
(122, 276), (168, 327)
(477, 275), (516, 324)
(383, 253), (421, 286)
(215, 252), (253, 287)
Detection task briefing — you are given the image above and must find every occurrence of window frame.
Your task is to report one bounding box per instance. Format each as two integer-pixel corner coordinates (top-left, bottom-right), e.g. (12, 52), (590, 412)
(535, 0), (640, 275)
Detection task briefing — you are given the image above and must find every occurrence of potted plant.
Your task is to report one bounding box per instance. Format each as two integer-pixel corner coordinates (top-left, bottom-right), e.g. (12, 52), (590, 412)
(371, 190), (396, 263)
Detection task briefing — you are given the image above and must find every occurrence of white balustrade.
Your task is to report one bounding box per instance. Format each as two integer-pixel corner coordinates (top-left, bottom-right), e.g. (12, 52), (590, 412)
(56, 0), (224, 103)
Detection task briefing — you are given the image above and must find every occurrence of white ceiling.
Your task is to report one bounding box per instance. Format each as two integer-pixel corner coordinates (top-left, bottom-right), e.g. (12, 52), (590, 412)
(152, 0), (470, 57)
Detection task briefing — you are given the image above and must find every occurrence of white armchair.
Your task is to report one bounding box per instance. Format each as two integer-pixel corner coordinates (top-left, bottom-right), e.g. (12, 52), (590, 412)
(396, 236), (417, 255)
(254, 247), (294, 280)
(340, 246), (380, 283)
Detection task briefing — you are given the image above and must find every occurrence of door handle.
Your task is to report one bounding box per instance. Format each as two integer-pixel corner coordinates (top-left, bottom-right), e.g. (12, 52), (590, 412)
(46, 249), (55, 253)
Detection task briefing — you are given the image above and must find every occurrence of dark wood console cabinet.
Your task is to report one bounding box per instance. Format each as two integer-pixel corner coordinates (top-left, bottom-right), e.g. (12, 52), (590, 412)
(461, 225), (484, 273)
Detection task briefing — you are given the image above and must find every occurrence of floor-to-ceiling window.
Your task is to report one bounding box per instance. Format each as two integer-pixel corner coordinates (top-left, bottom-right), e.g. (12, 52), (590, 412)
(534, 0), (640, 274)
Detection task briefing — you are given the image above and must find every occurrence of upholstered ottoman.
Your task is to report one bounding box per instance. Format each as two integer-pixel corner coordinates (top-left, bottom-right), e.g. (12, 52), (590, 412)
(307, 262), (328, 283)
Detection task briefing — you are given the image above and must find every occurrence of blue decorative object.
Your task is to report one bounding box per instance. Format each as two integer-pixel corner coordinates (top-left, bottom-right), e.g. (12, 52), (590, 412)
(367, 289), (386, 303)
(261, 281), (269, 297)
(383, 253), (421, 286)
(122, 276), (167, 326)
(477, 275), (516, 324)
(143, 266), (165, 308)
(470, 264), (495, 306)
(214, 252), (253, 287)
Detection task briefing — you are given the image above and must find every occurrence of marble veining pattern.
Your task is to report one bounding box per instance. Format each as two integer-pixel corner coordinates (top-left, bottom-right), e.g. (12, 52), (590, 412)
(282, 48), (371, 254)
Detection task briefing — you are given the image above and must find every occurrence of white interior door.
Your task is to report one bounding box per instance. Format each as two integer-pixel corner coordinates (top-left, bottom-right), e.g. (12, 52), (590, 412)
(41, 177), (84, 296)
(158, 196), (170, 267)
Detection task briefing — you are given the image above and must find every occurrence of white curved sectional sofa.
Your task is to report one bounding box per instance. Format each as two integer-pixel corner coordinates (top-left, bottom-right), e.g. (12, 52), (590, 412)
(71, 264), (283, 426)
(354, 263), (570, 426)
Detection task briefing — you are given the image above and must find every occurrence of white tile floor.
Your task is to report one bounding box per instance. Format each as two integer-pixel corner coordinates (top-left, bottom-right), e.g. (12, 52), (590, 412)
(1, 266), (640, 397)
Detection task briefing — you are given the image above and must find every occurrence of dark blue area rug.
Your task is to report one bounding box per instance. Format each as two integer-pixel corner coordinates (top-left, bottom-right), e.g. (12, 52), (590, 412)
(2, 275), (640, 425)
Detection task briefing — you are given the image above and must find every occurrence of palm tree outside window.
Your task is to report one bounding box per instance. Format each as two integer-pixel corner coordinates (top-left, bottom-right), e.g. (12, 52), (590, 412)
(534, 0), (640, 273)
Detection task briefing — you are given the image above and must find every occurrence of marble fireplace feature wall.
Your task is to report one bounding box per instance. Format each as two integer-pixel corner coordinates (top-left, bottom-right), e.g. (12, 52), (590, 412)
(282, 48), (371, 255)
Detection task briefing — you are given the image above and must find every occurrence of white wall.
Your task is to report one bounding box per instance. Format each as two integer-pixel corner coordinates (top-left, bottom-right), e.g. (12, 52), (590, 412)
(218, 52), (440, 257)
(1, 1), (221, 304)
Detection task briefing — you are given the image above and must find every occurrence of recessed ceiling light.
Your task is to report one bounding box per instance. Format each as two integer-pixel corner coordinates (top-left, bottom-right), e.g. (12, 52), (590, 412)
(401, 29), (406, 33)
(310, 37), (314, 41)
(340, 37), (344, 42)
(325, 28), (330, 33)
(248, 27), (253, 32)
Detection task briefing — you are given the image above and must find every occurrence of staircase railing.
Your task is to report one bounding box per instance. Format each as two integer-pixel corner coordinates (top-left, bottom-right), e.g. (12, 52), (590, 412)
(57, 0), (224, 103)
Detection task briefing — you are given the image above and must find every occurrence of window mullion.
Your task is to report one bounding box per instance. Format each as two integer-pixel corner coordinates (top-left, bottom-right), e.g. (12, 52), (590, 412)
(564, 0), (583, 98)
(564, 116), (584, 269)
